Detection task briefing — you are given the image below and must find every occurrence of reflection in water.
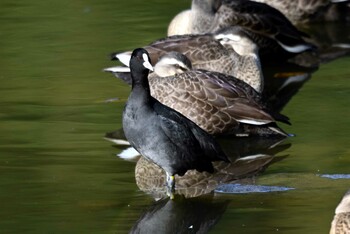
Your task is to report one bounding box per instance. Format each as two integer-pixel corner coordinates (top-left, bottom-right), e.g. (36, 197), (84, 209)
(130, 197), (229, 234)
(260, 22), (350, 112)
(105, 122), (292, 158)
(127, 137), (291, 232)
(0, 0), (349, 232)
(330, 189), (350, 234)
(262, 64), (316, 113)
(306, 23), (350, 65)
(105, 129), (290, 199)
(134, 137), (290, 199)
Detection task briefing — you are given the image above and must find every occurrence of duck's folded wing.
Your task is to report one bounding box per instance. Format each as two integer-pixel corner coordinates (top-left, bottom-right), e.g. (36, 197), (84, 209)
(223, 101), (275, 125)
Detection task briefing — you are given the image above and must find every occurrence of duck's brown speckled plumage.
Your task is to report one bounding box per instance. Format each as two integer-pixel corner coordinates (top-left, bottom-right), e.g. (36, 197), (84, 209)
(145, 33), (262, 90)
(111, 30), (264, 92)
(106, 50), (289, 136)
(253, 0), (350, 25)
(149, 69), (286, 136)
(330, 212), (350, 234)
(146, 34), (234, 67)
(209, 0), (310, 46)
(330, 189), (350, 234)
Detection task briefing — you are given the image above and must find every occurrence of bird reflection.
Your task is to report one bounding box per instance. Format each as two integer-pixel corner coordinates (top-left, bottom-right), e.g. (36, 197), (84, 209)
(105, 127), (290, 199)
(129, 196), (229, 234)
(330, 189), (350, 234)
(304, 22), (350, 65)
(262, 66), (315, 113)
(134, 136), (290, 199)
(260, 21), (350, 112)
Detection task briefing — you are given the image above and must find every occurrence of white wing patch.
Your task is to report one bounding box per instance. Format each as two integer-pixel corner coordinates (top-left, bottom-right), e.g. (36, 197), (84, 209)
(116, 52), (132, 66)
(277, 41), (311, 53)
(104, 137), (130, 145)
(237, 119), (271, 125)
(117, 147), (141, 160)
(215, 33), (241, 42)
(103, 66), (131, 73)
(237, 154), (269, 161)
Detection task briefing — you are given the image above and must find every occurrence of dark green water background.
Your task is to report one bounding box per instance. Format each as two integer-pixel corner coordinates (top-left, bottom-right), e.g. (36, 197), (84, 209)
(0, 0), (349, 233)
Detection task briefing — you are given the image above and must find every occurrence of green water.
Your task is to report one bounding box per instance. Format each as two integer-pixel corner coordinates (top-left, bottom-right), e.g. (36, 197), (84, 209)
(0, 0), (349, 233)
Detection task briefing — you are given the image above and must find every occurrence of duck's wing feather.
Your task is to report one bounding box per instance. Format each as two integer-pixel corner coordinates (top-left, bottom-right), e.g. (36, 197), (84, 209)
(145, 34), (230, 65)
(213, 0), (314, 51)
(150, 70), (277, 129)
(203, 70), (290, 124)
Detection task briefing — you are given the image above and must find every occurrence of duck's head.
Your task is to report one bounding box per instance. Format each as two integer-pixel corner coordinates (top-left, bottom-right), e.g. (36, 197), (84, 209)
(153, 52), (192, 77)
(214, 27), (259, 56)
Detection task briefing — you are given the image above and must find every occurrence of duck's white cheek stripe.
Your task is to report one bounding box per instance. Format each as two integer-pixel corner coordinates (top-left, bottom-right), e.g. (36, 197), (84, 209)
(160, 58), (187, 69)
(215, 34), (241, 42)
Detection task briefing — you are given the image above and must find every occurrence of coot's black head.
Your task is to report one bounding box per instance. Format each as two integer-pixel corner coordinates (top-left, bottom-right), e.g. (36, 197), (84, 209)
(130, 48), (154, 74)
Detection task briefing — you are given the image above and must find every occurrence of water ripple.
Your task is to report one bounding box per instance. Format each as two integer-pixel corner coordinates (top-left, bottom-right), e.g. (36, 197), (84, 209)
(215, 183), (295, 194)
(319, 174), (350, 179)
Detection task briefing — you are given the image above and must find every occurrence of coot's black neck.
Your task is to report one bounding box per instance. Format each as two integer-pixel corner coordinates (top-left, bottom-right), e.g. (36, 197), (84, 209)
(129, 68), (152, 104)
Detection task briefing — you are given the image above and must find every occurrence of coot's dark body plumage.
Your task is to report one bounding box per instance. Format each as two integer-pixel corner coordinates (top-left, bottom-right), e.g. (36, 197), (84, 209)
(122, 48), (229, 195)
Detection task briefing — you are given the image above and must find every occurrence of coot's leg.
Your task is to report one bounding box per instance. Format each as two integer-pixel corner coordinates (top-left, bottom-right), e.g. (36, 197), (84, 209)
(166, 172), (175, 199)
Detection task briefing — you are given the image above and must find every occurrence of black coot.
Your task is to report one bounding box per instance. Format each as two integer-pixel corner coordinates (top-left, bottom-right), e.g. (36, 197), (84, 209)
(122, 48), (229, 197)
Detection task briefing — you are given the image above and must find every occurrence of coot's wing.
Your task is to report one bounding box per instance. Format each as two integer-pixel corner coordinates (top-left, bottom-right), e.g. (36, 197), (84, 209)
(154, 100), (229, 163)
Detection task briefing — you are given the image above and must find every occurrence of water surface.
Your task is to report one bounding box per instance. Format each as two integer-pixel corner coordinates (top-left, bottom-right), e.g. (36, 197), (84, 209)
(0, 0), (350, 233)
